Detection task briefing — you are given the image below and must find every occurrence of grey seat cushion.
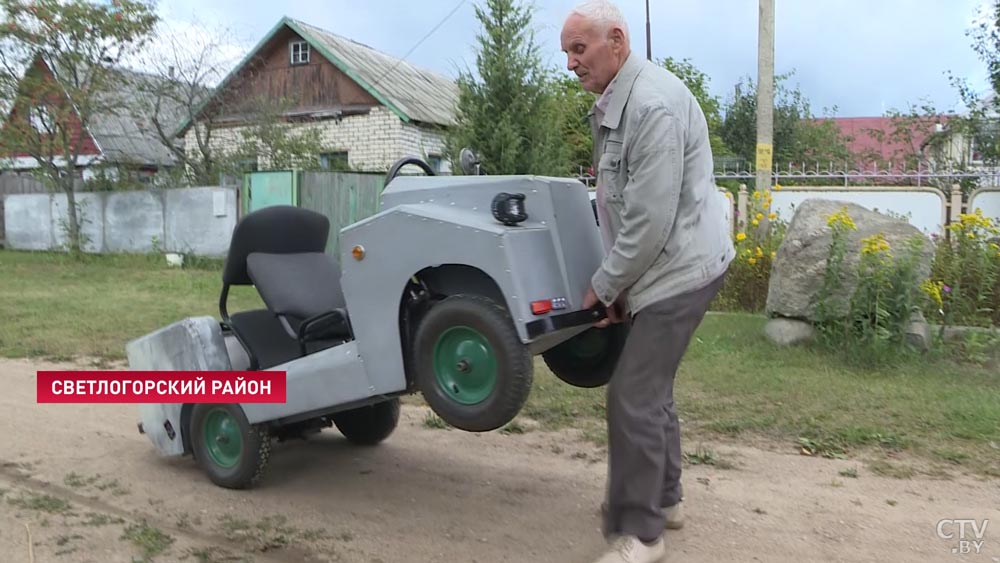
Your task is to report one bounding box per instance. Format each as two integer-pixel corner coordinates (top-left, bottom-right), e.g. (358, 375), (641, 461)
(246, 252), (347, 320)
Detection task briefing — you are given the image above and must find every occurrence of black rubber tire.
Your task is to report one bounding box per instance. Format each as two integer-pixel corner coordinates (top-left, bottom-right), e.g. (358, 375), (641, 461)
(332, 398), (401, 445)
(542, 323), (628, 388)
(190, 404), (271, 490)
(413, 294), (533, 432)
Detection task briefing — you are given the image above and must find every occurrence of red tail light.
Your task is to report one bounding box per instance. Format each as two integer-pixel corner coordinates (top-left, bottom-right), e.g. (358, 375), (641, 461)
(531, 300), (553, 315)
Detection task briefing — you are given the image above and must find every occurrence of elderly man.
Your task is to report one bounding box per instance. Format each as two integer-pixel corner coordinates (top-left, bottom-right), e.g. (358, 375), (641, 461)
(561, 1), (735, 562)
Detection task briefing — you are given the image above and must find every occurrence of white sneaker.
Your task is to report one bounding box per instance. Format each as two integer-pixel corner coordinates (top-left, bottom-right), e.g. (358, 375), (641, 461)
(592, 535), (665, 563)
(664, 502), (684, 530)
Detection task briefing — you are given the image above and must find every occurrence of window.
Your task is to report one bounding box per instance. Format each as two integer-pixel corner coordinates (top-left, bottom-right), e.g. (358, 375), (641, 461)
(29, 106), (52, 133)
(290, 41), (310, 65)
(427, 154), (443, 173)
(319, 151), (349, 171)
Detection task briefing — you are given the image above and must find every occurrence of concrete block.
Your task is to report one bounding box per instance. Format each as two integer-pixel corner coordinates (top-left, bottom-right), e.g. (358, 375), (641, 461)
(164, 187), (236, 257)
(106, 191), (164, 252)
(4, 193), (53, 250)
(51, 192), (106, 253)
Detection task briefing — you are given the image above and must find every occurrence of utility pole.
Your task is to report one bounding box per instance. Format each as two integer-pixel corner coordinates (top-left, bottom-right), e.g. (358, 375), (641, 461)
(755, 0), (775, 196)
(645, 0), (651, 61)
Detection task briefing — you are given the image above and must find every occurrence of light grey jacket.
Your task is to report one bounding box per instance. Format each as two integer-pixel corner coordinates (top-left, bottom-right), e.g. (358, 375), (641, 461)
(590, 52), (735, 315)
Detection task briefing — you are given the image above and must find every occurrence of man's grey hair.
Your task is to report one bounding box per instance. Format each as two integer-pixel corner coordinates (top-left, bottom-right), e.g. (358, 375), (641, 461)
(569, 0), (630, 40)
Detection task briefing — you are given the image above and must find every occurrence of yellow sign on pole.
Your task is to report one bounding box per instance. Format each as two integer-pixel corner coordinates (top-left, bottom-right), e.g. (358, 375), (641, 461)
(755, 143), (773, 171)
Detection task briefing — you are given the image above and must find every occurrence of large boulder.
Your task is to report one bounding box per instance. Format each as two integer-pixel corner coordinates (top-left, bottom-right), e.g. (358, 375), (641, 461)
(765, 199), (935, 322)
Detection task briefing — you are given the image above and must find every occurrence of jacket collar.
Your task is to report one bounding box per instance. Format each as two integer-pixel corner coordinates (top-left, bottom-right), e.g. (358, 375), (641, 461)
(593, 51), (645, 130)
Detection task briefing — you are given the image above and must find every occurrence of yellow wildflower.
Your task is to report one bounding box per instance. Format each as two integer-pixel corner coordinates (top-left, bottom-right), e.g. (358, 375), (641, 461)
(826, 208), (857, 231)
(748, 257), (757, 266)
(736, 232), (747, 242)
(756, 246), (764, 258)
(920, 280), (944, 309)
(771, 251), (777, 259)
(752, 219), (760, 227)
(861, 233), (891, 256)
(774, 184), (782, 191)
(753, 191), (761, 199)
(756, 213), (764, 221)
(769, 213), (777, 220)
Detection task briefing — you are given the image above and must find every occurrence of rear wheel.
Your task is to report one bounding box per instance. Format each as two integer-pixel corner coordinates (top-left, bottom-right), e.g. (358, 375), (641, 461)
(413, 295), (532, 432)
(190, 404), (271, 489)
(332, 398), (401, 445)
(542, 323), (628, 388)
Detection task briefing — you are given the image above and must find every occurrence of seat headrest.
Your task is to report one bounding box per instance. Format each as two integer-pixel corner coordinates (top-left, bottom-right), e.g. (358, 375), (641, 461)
(222, 205), (330, 286)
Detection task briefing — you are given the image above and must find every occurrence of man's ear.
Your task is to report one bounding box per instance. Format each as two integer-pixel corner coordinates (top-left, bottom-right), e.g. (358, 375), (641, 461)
(609, 26), (626, 50)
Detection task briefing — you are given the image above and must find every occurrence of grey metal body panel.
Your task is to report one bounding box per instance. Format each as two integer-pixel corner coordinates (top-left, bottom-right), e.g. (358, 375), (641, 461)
(242, 341), (372, 425)
(125, 316), (233, 457)
(339, 175), (606, 396)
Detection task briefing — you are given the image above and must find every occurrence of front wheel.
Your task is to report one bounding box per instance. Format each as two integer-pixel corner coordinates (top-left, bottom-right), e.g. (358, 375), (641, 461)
(413, 295), (532, 432)
(190, 404), (271, 489)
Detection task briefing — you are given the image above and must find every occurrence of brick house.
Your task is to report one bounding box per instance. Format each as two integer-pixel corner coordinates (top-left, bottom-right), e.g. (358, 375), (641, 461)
(178, 16), (460, 175)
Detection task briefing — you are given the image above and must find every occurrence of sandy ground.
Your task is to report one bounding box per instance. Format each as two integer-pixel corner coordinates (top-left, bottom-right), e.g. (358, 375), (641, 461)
(1, 357), (998, 563)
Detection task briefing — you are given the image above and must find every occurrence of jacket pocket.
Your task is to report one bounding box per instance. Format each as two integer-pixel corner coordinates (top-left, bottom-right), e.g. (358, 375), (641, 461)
(598, 150), (624, 205)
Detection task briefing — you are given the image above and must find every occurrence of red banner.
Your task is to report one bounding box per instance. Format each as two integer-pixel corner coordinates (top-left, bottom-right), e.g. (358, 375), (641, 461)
(36, 371), (287, 404)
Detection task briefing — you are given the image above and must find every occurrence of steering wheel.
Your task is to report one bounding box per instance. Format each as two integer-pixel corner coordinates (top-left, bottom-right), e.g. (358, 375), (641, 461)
(386, 157), (436, 185)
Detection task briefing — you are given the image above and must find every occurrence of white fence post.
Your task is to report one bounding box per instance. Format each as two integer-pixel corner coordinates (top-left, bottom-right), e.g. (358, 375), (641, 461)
(950, 183), (963, 226)
(738, 183), (748, 234)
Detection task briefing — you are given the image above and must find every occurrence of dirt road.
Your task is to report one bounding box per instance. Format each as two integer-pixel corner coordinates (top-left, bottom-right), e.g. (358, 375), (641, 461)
(1, 357), (998, 563)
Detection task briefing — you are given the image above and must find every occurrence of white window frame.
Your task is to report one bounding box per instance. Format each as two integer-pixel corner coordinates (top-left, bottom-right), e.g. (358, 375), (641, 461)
(290, 41), (310, 65)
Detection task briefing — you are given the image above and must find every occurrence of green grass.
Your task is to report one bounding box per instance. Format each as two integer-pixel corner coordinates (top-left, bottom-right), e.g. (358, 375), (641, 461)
(2, 249), (999, 476)
(525, 312), (1000, 476)
(0, 250), (262, 360)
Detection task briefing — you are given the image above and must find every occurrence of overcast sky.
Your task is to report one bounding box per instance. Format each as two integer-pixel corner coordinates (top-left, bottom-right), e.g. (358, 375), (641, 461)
(153, 0), (990, 117)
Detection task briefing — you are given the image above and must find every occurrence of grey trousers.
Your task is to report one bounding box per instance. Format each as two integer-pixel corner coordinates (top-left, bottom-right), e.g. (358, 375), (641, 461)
(601, 271), (726, 541)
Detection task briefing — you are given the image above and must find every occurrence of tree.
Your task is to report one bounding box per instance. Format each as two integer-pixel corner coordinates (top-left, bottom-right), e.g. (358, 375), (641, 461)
(128, 20), (235, 185)
(551, 74), (594, 175)
(660, 57), (728, 158)
(445, 0), (568, 176)
(130, 21), (328, 186)
(0, 0), (158, 253)
(225, 94), (326, 174)
(720, 73), (851, 172)
(950, 0), (1000, 168)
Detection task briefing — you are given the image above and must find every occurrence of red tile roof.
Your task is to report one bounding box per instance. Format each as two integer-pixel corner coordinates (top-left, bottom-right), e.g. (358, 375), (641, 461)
(818, 115), (955, 163)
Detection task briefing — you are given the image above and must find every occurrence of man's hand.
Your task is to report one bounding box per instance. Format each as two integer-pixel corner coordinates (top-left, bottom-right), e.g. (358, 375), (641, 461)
(583, 286), (623, 328)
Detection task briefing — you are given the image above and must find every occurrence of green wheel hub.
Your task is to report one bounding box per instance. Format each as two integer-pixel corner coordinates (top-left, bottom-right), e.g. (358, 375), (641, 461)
(433, 326), (497, 405)
(202, 408), (243, 468)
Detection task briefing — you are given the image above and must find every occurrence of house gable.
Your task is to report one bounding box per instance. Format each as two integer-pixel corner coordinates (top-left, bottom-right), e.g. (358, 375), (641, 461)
(179, 16), (458, 135)
(0, 57), (102, 166)
(205, 25), (382, 125)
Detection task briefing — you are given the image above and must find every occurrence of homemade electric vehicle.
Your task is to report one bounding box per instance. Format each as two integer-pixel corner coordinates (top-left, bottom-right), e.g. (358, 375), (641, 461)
(126, 154), (627, 489)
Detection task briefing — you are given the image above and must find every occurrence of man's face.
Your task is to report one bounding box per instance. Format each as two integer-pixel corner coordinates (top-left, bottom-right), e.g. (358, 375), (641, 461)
(560, 14), (626, 94)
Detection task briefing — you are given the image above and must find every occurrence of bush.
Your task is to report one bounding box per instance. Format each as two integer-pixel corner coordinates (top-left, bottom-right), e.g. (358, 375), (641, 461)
(713, 187), (786, 312)
(813, 207), (930, 365)
(925, 209), (1000, 328)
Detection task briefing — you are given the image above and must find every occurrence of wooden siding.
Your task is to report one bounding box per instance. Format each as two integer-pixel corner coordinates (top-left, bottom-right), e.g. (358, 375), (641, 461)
(213, 28), (379, 121)
(299, 171), (385, 256)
